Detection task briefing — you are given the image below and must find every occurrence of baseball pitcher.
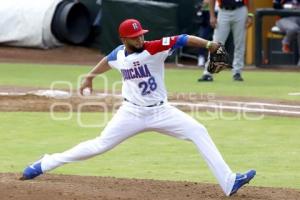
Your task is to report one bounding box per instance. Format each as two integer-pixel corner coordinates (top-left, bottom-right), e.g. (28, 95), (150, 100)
(20, 19), (255, 196)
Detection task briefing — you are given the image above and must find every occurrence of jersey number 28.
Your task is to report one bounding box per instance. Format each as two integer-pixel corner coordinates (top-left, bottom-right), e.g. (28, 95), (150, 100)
(138, 77), (157, 95)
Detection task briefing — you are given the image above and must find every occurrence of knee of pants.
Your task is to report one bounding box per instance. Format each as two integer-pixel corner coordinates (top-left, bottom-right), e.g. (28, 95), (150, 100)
(185, 123), (209, 141)
(92, 136), (120, 153)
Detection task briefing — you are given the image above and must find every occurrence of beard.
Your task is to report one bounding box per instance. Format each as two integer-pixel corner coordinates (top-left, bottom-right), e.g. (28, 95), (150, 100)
(128, 44), (144, 53)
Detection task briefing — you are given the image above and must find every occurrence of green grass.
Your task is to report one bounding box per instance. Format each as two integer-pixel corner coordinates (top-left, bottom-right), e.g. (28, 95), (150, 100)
(1, 62), (299, 189)
(0, 112), (299, 189)
(0, 63), (300, 100)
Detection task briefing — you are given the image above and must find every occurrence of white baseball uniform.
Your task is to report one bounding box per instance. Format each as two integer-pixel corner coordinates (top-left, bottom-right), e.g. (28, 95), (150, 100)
(40, 34), (235, 195)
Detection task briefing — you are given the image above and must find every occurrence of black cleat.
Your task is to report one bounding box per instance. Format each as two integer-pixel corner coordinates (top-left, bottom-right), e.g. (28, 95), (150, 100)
(198, 74), (213, 82)
(233, 73), (244, 81)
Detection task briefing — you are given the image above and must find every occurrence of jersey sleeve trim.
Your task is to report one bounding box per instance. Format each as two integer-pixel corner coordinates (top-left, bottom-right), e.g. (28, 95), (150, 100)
(107, 45), (124, 62)
(144, 35), (189, 55)
(172, 34), (188, 50)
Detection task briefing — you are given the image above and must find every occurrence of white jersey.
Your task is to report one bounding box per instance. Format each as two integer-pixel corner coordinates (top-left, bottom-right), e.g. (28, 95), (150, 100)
(107, 34), (188, 106)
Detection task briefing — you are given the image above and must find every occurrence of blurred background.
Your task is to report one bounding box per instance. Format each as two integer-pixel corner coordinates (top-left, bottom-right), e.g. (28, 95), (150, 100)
(0, 0), (299, 67)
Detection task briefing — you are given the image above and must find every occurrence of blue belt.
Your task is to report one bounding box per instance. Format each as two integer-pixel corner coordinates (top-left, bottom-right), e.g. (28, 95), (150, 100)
(124, 98), (164, 107)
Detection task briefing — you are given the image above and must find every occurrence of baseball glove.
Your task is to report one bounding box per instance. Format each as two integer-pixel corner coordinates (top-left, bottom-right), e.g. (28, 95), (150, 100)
(207, 43), (232, 73)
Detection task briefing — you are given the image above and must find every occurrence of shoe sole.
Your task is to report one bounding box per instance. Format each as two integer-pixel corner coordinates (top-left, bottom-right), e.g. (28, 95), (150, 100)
(198, 79), (213, 82)
(230, 171), (256, 196)
(229, 180), (251, 196)
(19, 175), (30, 180)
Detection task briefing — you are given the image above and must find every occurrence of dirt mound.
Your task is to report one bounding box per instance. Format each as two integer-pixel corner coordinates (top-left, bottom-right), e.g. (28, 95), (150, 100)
(1, 173), (299, 200)
(0, 94), (120, 112)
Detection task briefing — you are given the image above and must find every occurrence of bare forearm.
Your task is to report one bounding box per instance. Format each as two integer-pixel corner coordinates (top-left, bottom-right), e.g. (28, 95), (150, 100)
(209, 0), (216, 18)
(186, 35), (218, 53)
(80, 57), (111, 95)
(86, 57), (111, 80)
(186, 35), (209, 48)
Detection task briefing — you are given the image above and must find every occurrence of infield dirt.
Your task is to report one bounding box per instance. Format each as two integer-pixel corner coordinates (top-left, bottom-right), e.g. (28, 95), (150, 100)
(1, 173), (300, 200)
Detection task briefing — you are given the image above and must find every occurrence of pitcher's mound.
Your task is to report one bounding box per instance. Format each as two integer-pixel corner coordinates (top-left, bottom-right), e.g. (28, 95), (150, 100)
(1, 173), (299, 200)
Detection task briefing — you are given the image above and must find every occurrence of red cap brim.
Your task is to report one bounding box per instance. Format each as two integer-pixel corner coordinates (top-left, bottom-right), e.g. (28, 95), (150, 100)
(124, 29), (149, 38)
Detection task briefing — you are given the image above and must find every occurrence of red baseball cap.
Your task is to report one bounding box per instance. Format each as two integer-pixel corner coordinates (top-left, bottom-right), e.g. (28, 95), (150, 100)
(119, 19), (149, 38)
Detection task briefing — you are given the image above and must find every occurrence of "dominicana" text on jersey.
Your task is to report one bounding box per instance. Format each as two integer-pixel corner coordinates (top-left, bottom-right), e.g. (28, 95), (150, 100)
(121, 64), (152, 80)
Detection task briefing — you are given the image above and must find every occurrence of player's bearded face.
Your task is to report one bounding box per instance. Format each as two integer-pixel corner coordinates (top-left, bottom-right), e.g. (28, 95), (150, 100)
(124, 35), (145, 53)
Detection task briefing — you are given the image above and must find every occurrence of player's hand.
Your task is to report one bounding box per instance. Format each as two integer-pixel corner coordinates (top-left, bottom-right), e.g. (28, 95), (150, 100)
(207, 41), (221, 53)
(246, 16), (253, 29)
(210, 15), (217, 29)
(80, 77), (93, 96)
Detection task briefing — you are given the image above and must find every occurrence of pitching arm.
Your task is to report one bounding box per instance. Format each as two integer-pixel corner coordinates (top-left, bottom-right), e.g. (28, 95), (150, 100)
(80, 57), (112, 95)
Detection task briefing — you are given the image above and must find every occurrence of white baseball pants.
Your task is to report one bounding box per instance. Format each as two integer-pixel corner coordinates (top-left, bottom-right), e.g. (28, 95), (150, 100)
(41, 102), (235, 195)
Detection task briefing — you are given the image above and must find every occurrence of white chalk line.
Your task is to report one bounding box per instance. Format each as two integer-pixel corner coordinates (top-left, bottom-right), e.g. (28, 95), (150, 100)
(170, 102), (300, 115)
(0, 90), (299, 116)
(288, 92), (300, 96)
(211, 100), (300, 109)
(0, 92), (27, 96)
